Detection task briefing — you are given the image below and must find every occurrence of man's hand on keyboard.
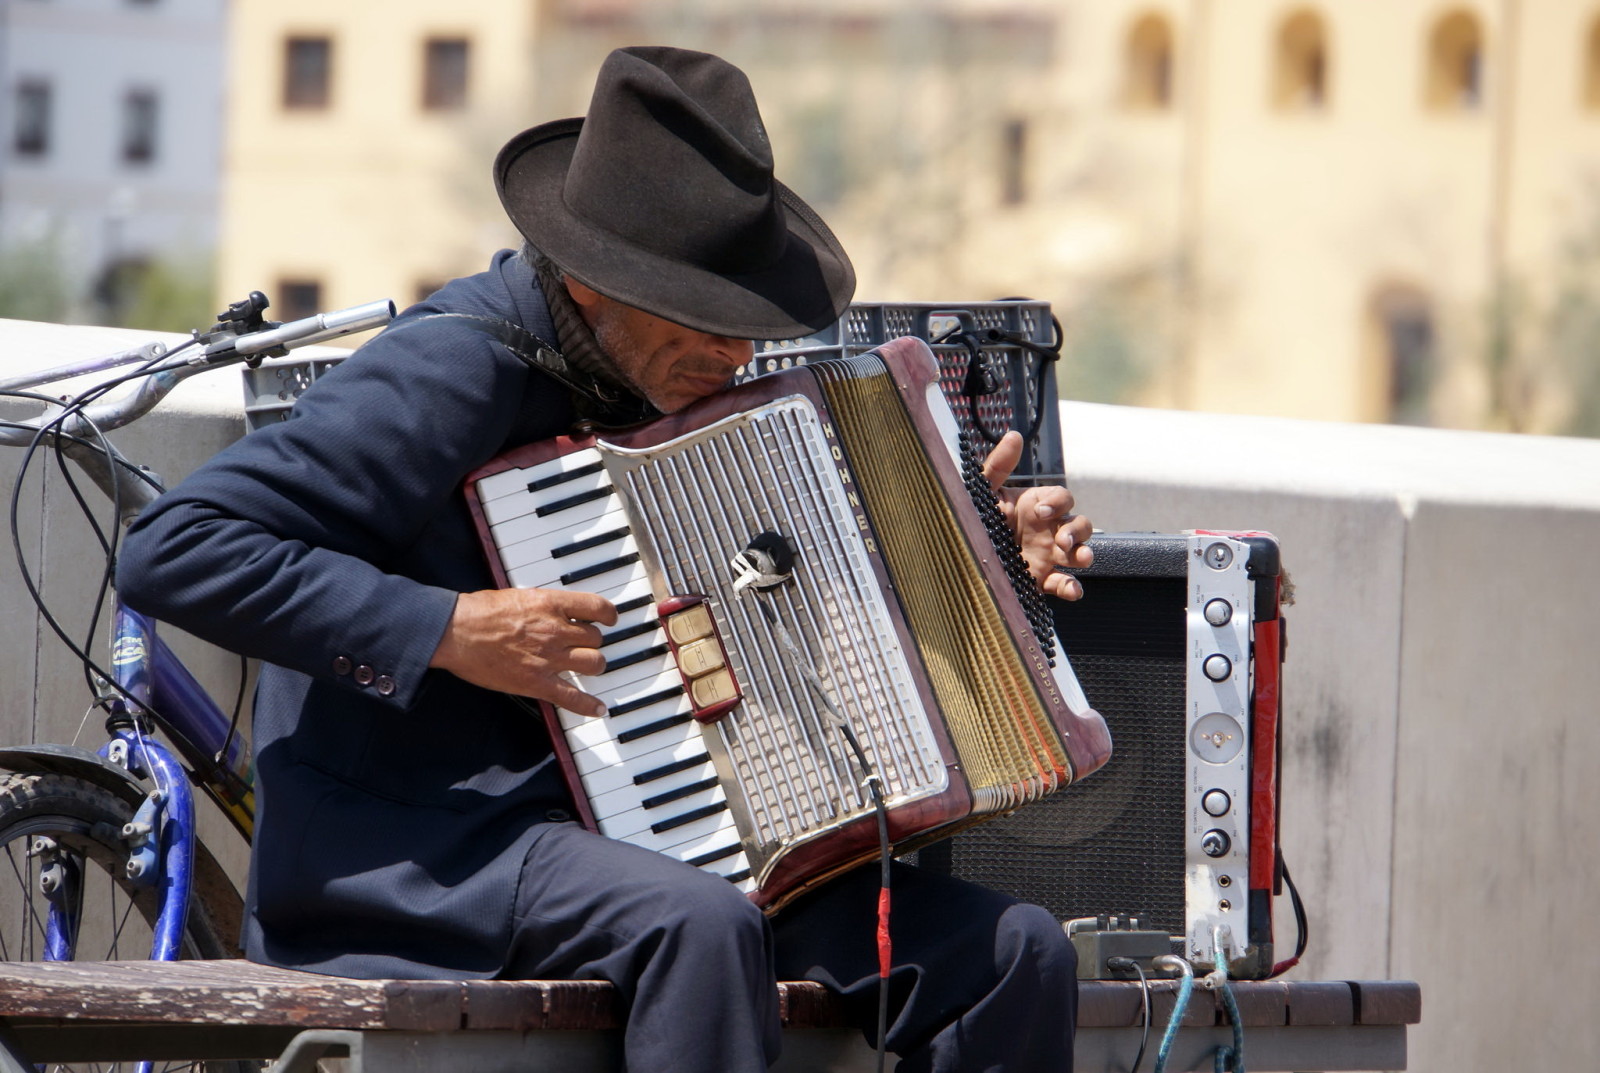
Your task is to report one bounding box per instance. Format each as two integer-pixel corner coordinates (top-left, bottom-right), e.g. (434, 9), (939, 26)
(981, 430), (1094, 601)
(430, 588), (619, 715)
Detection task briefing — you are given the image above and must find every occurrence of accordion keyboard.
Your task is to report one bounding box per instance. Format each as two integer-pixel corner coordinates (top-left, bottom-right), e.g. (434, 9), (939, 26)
(474, 447), (757, 889)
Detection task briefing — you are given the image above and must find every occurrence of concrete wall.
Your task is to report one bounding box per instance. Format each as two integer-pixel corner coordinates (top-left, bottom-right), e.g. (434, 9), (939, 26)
(3, 320), (1598, 1069)
(1063, 401), (1600, 1071)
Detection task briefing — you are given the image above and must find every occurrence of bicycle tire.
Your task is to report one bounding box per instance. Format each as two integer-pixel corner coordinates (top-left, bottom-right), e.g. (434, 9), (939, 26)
(0, 770), (261, 1073)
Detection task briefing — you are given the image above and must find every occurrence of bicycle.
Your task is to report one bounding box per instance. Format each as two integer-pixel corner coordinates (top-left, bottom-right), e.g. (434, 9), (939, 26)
(0, 293), (394, 1072)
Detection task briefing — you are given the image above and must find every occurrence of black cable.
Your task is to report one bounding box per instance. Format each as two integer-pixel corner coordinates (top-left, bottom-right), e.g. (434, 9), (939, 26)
(216, 652), (250, 767)
(1268, 855), (1308, 977)
(1131, 961), (1152, 1072)
(3, 343), (188, 724)
(837, 721), (893, 1073)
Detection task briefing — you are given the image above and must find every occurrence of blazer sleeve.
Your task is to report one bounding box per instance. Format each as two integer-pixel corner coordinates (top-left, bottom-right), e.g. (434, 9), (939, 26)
(116, 315), (534, 711)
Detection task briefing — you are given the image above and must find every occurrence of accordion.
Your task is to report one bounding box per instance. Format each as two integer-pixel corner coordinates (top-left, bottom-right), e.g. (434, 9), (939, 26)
(465, 337), (1111, 911)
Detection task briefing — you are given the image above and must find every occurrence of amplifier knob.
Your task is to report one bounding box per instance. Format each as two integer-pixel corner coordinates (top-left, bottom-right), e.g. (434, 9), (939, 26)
(1203, 654), (1233, 681)
(1202, 789), (1231, 816)
(1204, 599), (1233, 627)
(1201, 829), (1232, 858)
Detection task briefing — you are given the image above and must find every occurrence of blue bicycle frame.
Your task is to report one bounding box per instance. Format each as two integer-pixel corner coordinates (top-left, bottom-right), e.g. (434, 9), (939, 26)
(40, 603), (256, 963)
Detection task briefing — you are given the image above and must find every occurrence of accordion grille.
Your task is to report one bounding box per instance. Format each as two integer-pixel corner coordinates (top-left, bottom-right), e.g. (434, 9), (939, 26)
(614, 397), (947, 862)
(819, 370), (1069, 808)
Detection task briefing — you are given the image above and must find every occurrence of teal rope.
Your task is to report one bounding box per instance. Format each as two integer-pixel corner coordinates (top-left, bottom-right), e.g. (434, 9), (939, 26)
(1150, 969), (1194, 1073)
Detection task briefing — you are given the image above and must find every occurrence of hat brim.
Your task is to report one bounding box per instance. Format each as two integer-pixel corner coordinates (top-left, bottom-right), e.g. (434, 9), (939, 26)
(495, 118), (855, 340)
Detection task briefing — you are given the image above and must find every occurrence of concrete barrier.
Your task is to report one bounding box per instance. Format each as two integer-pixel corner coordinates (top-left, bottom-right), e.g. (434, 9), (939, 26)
(3, 319), (1598, 1070)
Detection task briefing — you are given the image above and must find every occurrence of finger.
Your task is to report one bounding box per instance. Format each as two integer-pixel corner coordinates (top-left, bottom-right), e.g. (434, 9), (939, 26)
(1043, 570), (1084, 601)
(548, 677), (609, 718)
(563, 645), (608, 677)
(553, 590), (619, 627)
(981, 430), (1025, 491)
(1055, 514), (1092, 552)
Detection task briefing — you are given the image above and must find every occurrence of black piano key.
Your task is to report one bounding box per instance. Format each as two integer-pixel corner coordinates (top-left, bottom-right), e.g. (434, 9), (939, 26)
(603, 641), (669, 672)
(610, 685), (684, 718)
(600, 620), (660, 647)
(560, 551), (640, 585)
(642, 777), (721, 811)
(616, 711), (693, 744)
(723, 869), (753, 884)
(615, 594), (654, 615)
(687, 843), (743, 867)
(634, 753), (710, 785)
(536, 485), (615, 518)
(552, 525), (631, 559)
(650, 801), (729, 835)
(527, 459), (604, 492)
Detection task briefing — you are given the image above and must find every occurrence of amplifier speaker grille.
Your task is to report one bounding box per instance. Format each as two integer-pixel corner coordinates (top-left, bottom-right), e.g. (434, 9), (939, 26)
(920, 578), (1189, 933)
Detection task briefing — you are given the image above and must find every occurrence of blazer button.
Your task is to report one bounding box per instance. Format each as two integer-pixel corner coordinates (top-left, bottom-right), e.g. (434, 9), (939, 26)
(375, 675), (396, 697)
(354, 664), (375, 686)
(545, 809), (572, 823)
(333, 656), (352, 675)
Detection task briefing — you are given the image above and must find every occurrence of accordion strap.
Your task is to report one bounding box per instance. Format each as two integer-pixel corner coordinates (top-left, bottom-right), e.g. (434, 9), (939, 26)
(398, 312), (658, 428)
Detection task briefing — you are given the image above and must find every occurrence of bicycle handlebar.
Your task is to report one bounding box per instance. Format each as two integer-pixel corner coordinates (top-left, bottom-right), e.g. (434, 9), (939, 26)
(0, 296), (396, 521)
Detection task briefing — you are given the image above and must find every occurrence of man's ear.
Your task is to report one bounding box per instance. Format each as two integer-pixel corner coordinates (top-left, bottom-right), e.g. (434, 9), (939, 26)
(564, 276), (603, 309)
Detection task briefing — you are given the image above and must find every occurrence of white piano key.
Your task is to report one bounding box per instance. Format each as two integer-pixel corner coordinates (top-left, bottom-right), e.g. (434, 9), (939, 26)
(481, 461), (614, 527)
(572, 716), (704, 777)
(476, 448), (604, 505)
(586, 760), (721, 830)
(565, 699), (692, 754)
(597, 805), (738, 857)
(574, 736), (711, 798)
(473, 463), (545, 506)
(597, 785), (729, 843)
(494, 498), (626, 560)
(559, 685), (684, 734)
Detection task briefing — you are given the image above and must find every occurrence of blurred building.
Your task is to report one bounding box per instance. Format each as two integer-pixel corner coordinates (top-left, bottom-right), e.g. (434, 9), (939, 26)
(0, 0), (225, 323)
(217, 0), (1600, 433)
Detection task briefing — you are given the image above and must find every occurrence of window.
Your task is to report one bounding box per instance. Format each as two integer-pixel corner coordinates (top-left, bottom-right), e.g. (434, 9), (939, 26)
(14, 79), (51, 157)
(121, 89), (159, 164)
(1272, 9), (1329, 111)
(1368, 285), (1435, 425)
(283, 36), (332, 110)
(276, 279), (323, 322)
(422, 37), (470, 111)
(1426, 10), (1484, 111)
(1124, 12), (1175, 111)
(1000, 118), (1027, 205)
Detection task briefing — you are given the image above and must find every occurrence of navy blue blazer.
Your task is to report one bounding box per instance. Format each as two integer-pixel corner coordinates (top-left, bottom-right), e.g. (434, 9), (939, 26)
(118, 251), (591, 978)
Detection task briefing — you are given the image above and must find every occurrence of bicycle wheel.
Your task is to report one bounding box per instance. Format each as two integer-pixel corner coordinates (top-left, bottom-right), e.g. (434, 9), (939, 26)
(0, 770), (260, 1072)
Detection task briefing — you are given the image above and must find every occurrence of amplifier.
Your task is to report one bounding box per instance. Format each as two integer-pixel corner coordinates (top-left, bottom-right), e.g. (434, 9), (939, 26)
(916, 531), (1286, 978)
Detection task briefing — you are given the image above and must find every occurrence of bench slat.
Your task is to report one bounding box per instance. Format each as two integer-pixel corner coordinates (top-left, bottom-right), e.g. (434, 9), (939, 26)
(0, 961), (1420, 1033)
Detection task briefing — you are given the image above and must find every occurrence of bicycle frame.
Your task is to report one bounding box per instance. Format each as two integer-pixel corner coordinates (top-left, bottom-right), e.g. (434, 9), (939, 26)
(11, 297), (392, 966)
(40, 601), (258, 963)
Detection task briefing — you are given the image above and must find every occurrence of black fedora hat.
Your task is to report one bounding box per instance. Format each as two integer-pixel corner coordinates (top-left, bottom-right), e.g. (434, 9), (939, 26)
(494, 46), (855, 340)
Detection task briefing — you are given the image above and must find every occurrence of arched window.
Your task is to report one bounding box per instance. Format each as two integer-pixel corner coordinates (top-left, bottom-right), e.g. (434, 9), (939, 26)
(1583, 14), (1600, 110)
(1426, 9), (1485, 111)
(1124, 12), (1175, 111)
(1272, 8), (1329, 111)
(1367, 285), (1436, 424)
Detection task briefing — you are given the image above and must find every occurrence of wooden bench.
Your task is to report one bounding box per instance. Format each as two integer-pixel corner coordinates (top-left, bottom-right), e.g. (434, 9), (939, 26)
(0, 959), (1420, 1071)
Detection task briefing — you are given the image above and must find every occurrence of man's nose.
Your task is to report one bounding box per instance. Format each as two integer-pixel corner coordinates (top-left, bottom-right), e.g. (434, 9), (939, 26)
(707, 334), (755, 369)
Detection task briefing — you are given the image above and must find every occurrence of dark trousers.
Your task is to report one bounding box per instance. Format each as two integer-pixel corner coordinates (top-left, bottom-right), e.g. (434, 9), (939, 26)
(503, 822), (1077, 1072)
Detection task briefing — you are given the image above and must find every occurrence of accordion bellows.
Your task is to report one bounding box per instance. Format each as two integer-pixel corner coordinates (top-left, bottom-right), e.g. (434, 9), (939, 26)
(466, 337), (1111, 911)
